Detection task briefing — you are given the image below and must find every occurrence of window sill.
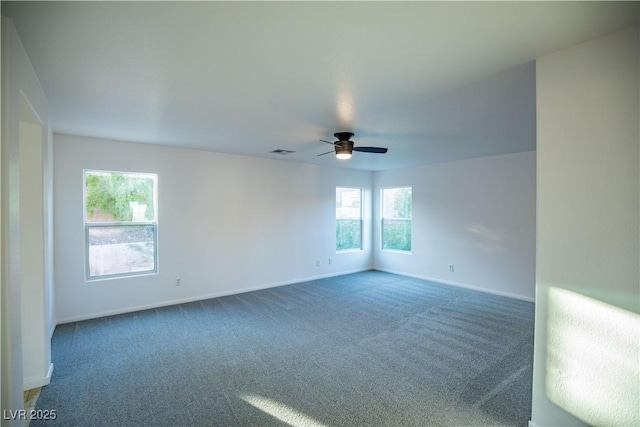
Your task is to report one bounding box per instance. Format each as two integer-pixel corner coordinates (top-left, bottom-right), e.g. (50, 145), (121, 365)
(336, 248), (363, 254)
(380, 249), (412, 255)
(86, 271), (158, 283)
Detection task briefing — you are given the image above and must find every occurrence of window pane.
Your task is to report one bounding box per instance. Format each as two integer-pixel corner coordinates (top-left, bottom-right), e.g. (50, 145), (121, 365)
(337, 219), (362, 251)
(382, 187), (412, 219)
(382, 219), (412, 251)
(88, 225), (156, 278)
(336, 188), (362, 251)
(85, 171), (156, 222)
(382, 187), (412, 252)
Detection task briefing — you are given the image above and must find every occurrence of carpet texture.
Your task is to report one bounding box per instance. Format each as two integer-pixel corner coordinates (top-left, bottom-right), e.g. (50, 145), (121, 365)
(32, 271), (534, 426)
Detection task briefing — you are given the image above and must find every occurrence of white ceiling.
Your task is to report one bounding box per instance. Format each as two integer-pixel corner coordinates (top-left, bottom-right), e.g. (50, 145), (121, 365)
(3, 1), (639, 171)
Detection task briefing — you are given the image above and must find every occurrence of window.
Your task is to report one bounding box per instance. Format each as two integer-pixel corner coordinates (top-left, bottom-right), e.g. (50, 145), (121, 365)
(84, 170), (157, 279)
(336, 187), (362, 251)
(381, 187), (412, 252)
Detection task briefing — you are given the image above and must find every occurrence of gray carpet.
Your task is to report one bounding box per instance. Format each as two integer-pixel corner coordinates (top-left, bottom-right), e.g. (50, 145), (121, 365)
(32, 271), (534, 426)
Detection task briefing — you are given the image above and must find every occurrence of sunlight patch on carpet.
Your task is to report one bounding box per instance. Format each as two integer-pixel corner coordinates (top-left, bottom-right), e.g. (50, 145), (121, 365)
(240, 393), (327, 427)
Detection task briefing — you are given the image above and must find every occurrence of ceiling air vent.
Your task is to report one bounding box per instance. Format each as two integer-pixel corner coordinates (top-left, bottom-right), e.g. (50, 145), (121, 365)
(270, 149), (296, 155)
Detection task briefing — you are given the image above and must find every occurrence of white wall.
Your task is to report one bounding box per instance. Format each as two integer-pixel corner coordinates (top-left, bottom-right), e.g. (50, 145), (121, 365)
(533, 26), (639, 427)
(2, 16), (53, 426)
(53, 134), (373, 322)
(19, 120), (48, 390)
(373, 151), (536, 301)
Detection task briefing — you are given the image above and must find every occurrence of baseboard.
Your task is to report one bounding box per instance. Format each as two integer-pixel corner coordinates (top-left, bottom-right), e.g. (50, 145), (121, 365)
(528, 421), (538, 427)
(56, 268), (372, 324)
(45, 363), (54, 385)
(23, 363), (53, 390)
(372, 268), (535, 303)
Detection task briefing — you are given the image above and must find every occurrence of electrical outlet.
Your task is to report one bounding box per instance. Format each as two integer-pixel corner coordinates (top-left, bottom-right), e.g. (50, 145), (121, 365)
(448, 264), (454, 272)
(328, 258), (333, 265)
(176, 277), (181, 286)
(316, 259), (321, 267)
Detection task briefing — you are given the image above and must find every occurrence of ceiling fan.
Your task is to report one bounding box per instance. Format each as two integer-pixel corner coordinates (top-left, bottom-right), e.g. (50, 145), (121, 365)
(317, 132), (388, 160)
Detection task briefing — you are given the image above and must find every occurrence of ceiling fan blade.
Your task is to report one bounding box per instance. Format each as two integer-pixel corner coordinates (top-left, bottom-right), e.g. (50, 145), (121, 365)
(317, 150), (335, 157)
(353, 146), (388, 154)
(320, 139), (338, 146)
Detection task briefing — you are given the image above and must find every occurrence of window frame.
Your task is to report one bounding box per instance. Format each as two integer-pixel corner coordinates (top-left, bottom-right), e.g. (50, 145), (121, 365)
(83, 169), (158, 281)
(336, 187), (363, 252)
(380, 186), (412, 253)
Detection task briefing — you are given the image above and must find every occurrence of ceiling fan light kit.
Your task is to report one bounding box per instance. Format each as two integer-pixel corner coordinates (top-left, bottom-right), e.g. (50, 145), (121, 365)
(318, 132), (388, 160)
(336, 148), (352, 160)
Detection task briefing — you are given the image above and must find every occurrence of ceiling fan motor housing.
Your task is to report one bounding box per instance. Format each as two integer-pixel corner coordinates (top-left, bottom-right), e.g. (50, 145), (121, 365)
(335, 139), (354, 152)
(334, 132), (354, 142)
